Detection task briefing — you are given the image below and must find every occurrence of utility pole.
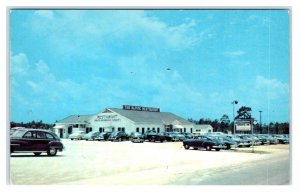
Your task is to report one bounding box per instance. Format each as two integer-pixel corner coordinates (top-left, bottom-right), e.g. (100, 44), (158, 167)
(259, 110), (262, 134)
(231, 100), (238, 134)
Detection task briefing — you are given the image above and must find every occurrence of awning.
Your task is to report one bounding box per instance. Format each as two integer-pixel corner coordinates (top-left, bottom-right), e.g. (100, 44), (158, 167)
(53, 125), (66, 129)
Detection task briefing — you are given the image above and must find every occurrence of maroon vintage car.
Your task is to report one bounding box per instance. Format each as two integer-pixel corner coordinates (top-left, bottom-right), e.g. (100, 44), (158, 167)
(10, 128), (64, 156)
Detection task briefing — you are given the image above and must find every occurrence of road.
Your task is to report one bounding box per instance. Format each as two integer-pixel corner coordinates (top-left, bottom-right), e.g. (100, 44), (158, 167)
(171, 152), (290, 185)
(10, 140), (290, 185)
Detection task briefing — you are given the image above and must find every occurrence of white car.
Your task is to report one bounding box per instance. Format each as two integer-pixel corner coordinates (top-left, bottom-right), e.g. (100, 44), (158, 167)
(69, 131), (86, 140)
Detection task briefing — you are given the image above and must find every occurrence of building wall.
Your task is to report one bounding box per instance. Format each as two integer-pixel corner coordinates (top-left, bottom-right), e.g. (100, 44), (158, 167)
(54, 110), (196, 138)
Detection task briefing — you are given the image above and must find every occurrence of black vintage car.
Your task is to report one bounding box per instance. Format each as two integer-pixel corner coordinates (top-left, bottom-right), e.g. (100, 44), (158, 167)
(108, 131), (129, 141)
(10, 129), (64, 156)
(144, 131), (165, 142)
(183, 135), (226, 151)
(95, 131), (112, 141)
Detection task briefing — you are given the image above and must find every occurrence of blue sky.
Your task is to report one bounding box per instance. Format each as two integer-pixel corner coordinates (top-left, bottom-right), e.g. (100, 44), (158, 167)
(10, 9), (290, 124)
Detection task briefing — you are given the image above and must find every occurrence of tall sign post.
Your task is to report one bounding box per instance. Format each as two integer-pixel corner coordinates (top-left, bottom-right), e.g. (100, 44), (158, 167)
(231, 100), (238, 135)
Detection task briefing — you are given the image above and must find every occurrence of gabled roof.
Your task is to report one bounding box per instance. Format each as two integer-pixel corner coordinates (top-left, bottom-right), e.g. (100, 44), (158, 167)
(194, 124), (213, 130)
(107, 108), (193, 125)
(56, 114), (94, 124)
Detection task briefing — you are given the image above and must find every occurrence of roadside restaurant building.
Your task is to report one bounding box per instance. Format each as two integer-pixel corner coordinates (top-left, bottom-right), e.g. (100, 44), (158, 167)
(53, 105), (196, 139)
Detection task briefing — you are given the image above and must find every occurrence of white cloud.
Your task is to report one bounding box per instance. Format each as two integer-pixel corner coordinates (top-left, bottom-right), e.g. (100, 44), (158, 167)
(26, 80), (41, 92)
(35, 10), (54, 19)
(255, 75), (289, 100)
(10, 53), (30, 75)
(28, 10), (203, 56)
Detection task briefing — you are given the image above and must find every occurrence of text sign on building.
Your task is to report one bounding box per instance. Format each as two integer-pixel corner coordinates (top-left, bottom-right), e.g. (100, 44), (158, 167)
(123, 105), (160, 112)
(95, 114), (120, 122)
(235, 120), (251, 131)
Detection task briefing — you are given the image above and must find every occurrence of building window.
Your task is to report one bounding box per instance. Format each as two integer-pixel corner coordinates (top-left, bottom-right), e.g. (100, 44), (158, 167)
(157, 128), (160, 133)
(68, 127), (72, 134)
(112, 127), (115, 132)
(147, 128), (150, 131)
(190, 128), (193, 133)
(184, 128), (186, 132)
(122, 127), (125, 132)
(136, 128), (139, 132)
(142, 128), (145, 134)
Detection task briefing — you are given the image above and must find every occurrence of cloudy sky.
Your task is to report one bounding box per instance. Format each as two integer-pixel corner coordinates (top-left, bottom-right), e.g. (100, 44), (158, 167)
(10, 9), (290, 124)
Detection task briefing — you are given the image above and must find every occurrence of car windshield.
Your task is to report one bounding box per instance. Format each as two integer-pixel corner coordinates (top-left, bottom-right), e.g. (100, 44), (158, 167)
(11, 129), (27, 138)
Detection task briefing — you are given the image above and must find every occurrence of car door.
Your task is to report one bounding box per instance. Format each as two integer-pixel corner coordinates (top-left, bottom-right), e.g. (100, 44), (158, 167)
(18, 130), (37, 151)
(35, 131), (51, 151)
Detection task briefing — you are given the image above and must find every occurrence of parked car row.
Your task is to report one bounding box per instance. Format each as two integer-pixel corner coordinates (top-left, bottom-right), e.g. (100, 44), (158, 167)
(68, 131), (289, 148)
(10, 128), (289, 156)
(182, 133), (289, 151)
(68, 130), (195, 143)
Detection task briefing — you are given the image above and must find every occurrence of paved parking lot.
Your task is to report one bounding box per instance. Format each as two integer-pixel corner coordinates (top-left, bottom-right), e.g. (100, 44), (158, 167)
(9, 139), (290, 185)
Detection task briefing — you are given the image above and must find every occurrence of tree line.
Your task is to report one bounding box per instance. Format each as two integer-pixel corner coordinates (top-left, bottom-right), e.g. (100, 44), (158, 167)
(188, 106), (290, 134)
(10, 120), (54, 130)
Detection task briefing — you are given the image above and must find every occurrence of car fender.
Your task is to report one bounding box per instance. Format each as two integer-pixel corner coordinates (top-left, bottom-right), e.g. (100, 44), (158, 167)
(47, 141), (63, 150)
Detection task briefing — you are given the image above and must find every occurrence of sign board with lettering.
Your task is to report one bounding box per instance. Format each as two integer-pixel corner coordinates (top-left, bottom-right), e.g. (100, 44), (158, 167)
(94, 114), (121, 122)
(122, 105), (160, 112)
(235, 120), (251, 131)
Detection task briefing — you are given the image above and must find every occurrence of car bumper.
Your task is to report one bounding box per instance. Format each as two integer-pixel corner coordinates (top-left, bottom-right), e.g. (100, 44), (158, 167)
(131, 138), (144, 143)
(212, 145), (227, 149)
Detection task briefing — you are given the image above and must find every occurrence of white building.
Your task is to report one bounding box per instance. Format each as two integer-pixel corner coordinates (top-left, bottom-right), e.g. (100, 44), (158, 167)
(193, 124), (213, 135)
(53, 105), (196, 138)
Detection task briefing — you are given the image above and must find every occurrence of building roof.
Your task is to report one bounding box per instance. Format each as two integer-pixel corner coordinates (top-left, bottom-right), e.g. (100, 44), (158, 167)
(56, 114), (94, 124)
(107, 108), (193, 125)
(194, 124), (214, 130)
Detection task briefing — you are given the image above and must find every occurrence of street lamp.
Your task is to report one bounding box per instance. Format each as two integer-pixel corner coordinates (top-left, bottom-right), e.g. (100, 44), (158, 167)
(231, 100), (238, 134)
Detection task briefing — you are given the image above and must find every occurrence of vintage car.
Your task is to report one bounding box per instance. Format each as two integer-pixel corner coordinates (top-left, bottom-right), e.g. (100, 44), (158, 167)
(183, 135), (226, 151)
(69, 131), (86, 140)
(274, 135), (289, 144)
(210, 135), (237, 149)
(10, 128), (64, 156)
(229, 135), (252, 147)
(108, 131), (129, 141)
(94, 131), (112, 141)
(83, 131), (101, 141)
(129, 132), (144, 143)
(144, 131), (166, 142)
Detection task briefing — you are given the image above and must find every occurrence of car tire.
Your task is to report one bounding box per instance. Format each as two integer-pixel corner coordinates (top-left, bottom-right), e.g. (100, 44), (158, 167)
(215, 148), (220, 151)
(226, 144), (231, 149)
(34, 152), (42, 156)
(47, 148), (57, 156)
(205, 145), (212, 151)
(184, 144), (190, 150)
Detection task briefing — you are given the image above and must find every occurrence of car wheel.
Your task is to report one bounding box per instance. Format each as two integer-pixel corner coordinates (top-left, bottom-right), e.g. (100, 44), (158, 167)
(215, 148), (220, 151)
(184, 144), (190, 150)
(205, 145), (212, 151)
(47, 148), (57, 156)
(34, 152), (42, 156)
(226, 144), (231, 149)
(71, 138), (73, 140)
